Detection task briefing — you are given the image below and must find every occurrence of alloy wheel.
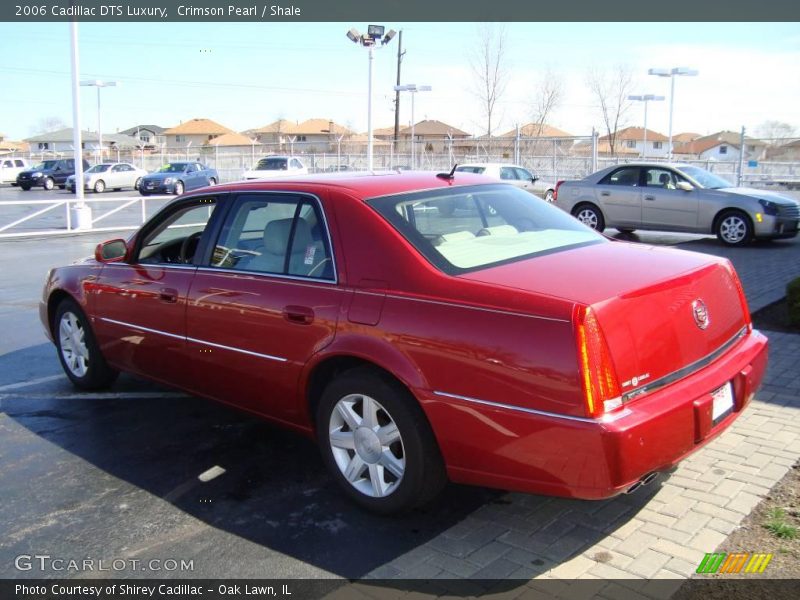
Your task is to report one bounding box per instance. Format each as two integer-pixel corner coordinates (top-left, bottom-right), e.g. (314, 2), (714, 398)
(58, 311), (89, 378)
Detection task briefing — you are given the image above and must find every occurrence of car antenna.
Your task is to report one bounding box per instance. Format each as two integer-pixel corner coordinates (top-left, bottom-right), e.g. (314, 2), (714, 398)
(436, 164), (458, 180)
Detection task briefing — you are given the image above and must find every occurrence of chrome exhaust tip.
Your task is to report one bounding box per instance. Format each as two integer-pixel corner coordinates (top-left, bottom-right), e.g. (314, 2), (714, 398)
(625, 471), (660, 494)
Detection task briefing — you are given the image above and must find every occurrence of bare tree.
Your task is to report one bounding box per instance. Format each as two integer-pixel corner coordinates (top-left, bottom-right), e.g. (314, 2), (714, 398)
(30, 116), (66, 136)
(586, 65), (634, 156)
(755, 120), (797, 144)
(470, 24), (509, 141)
(530, 68), (564, 136)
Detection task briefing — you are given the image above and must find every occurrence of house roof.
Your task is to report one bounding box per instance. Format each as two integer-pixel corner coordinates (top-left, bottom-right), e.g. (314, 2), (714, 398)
(252, 119), (298, 134)
(163, 118), (234, 136)
(207, 132), (257, 146)
(673, 131), (767, 155)
(599, 127), (668, 142)
(572, 140), (639, 156)
(672, 132), (702, 143)
(292, 119), (353, 136)
(119, 124), (167, 136)
(24, 128), (142, 148)
(400, 120), (471, 138)
(497, 123), (574, 138)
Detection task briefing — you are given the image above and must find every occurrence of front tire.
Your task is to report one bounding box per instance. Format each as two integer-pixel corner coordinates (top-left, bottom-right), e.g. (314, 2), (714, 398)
(174, 181), (184, 195)
(94, 179), (106, 193)
(716, 210), (753, 246)
(316, 368), (446, 514)
(573, 203), (605, 232)
(54, 298), (118, 390)
(20, 184), (31, 191)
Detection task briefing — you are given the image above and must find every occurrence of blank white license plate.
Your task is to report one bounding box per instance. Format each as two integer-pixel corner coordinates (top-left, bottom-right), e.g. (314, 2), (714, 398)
(712, 382), (734, 422)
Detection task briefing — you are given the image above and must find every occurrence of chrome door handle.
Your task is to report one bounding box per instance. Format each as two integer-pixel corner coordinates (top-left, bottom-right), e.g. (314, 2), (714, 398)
(600, 191), (610, 197)
(283, 305), (314, 325)
(159, 287), (178, 303)
(644, 195), (656, 201)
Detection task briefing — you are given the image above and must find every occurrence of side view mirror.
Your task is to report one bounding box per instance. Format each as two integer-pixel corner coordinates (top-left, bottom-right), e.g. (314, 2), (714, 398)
(676, 181), (694, 192)
(95, 239), (128, 263)
(532, 176), (539, 183)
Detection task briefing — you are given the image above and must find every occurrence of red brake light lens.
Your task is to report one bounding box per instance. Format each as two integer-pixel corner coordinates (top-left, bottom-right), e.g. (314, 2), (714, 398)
(575, 306), (621, 418)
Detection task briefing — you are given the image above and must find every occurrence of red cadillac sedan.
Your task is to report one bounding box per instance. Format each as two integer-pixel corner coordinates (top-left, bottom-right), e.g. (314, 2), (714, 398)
(40, 171), (768, 514)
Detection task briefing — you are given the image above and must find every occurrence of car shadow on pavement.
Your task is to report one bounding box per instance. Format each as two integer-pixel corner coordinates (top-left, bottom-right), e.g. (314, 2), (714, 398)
(2, 343), (666, 585)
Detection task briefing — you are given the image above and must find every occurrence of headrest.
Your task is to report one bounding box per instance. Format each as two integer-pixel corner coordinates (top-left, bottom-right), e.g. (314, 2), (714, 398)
(263, 218), (313, 256)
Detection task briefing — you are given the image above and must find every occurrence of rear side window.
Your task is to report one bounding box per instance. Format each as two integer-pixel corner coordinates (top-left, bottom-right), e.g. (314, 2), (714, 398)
(368, 184), (604, 274)
(600, 167), (640, 186)
(211, 194), (334, 280)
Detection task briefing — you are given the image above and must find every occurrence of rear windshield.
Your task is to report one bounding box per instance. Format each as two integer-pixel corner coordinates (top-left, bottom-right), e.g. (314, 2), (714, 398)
(256, 158), (288, 170)
(368, 183), (604, 274)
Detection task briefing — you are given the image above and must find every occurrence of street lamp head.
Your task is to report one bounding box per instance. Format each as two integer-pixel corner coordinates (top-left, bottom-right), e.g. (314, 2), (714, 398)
(629, 94), (665, 102)
(346, 28), (361, 43)
(382, 29), (397, 45)
(80, 79), (118, 87)
(648, 68), (671, 77)
(367, 24), (385, 40)
(672, 67), (699, 76)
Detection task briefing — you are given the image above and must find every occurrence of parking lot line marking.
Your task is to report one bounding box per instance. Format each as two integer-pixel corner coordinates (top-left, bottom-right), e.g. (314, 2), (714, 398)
(198, 465), (227, 482)
(0, 374), (63, 391)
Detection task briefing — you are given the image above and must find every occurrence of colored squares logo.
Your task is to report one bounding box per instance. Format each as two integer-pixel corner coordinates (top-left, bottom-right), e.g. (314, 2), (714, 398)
(696, 552), (773, 574)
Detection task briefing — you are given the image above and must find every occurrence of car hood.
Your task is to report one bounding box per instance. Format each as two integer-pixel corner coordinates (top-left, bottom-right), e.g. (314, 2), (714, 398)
(716, 187), (799, 205)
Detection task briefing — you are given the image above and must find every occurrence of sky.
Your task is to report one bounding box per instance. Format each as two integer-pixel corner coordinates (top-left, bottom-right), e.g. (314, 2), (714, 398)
(1, 21), (799, 142)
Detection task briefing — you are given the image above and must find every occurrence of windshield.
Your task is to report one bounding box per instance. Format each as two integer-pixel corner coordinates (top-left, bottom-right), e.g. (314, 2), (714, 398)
(368, 184), (604, 274)
(157, 163), (188, 173)
(255, 158), (288, 170)
(677, 165), (733, 189)
(86, 165), (110, 173)
(33, 160), (58, 170)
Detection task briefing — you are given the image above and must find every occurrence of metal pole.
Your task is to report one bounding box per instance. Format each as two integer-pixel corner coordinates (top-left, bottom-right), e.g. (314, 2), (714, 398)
(737, 126), (746, 187)
(96, 87), (102, 162)
(668, 74), (676, 159)
(410, 91), (415, 168)
(367, 45), (374, 171)
(69, 21), (87, 225)
(642, 100), (648, 160)
(393, 30), (403, 153)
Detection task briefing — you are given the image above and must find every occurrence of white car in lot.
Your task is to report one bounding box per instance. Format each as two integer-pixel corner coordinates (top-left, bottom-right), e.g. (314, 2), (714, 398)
(67, 162), (148, 193)
(242, 156), (308, 180)
(455, 162), (556, 202)
(0, 157), (31, 184)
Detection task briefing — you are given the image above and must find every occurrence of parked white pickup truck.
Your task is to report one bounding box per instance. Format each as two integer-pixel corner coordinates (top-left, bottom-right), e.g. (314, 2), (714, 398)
(0, 157), (31, 184)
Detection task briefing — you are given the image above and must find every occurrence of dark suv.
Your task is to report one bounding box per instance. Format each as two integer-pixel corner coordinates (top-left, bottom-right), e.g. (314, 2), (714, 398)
(16, 158), (91, 191)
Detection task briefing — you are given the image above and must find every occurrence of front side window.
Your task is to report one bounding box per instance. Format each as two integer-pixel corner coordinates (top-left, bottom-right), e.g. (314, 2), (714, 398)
(644, 168), (677, 189)
(210, 194), (334, 280)
(138, 198), (217, 265)
(600, 167), (640, 187)
(499, 167), (518, 180)
(368, 184), (604, 274)
(256, 158), (288, 171)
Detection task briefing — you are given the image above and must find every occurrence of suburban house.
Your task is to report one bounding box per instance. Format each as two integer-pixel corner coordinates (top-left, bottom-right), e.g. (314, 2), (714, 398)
(673, 131), (768, 161)
(672, 132), (702, 144)
(0, 133), (29, 155)
(249, 119), (353, 152)
(24, 128), (141, 158)
(118, 124), (167, 149)
(765, 139), (800, 161)
(392, 119), (472, 154)
(162, 118), (235, 148)
(599, 127), (669, 158)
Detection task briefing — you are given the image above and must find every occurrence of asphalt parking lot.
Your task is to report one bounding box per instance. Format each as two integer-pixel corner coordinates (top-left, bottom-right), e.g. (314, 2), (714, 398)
(1, 187), (799, 593)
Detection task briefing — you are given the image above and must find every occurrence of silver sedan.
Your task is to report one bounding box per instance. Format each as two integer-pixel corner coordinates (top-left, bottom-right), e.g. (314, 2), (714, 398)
(67, 162), (148, 193)
(554, 163), (800, 246)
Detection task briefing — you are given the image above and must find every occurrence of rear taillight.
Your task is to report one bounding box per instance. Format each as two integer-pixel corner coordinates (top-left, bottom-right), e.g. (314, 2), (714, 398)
(574, 305), (621, 418)
(554, 180), (565, 201)
(724, 261), (752, 331)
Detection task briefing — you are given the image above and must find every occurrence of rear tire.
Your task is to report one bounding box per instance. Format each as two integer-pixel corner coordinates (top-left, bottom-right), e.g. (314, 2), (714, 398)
(316, 367), (446, 514)
(573, 203), (605, 232)
(43, 177), (54, 191)
(54, 298), (118, 390)
(715, 210), (753, 246)
(544, 189), (555, 202)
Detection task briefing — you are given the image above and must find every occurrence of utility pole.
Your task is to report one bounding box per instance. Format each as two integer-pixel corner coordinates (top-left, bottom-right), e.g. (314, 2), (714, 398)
(393, 30), (404, 153)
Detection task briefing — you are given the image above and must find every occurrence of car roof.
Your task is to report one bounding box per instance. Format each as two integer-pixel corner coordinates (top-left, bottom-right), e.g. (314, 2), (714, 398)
(210, 170), (496, 199)
(458, 162), (524, 168)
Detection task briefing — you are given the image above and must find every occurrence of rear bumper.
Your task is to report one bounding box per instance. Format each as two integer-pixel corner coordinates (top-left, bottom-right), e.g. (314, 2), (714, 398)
(419, 328), (768, 499)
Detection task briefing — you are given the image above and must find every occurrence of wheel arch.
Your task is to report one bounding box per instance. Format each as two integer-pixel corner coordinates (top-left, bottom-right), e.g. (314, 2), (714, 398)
(46, 289), (79, 337)
(711, 206), (753, 235)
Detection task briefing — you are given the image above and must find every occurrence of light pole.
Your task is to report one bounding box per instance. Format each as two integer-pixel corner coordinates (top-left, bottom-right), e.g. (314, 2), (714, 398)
(627, 94), (665, 159)
(393, 84), (431, 169)
(648, 67), (698, 159)
(80, 79), (118, 162)
(347, 25), (396, 170)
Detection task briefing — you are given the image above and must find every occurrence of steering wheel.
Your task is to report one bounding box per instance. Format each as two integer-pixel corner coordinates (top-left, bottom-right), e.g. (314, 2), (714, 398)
(179, 231), (203, 264)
